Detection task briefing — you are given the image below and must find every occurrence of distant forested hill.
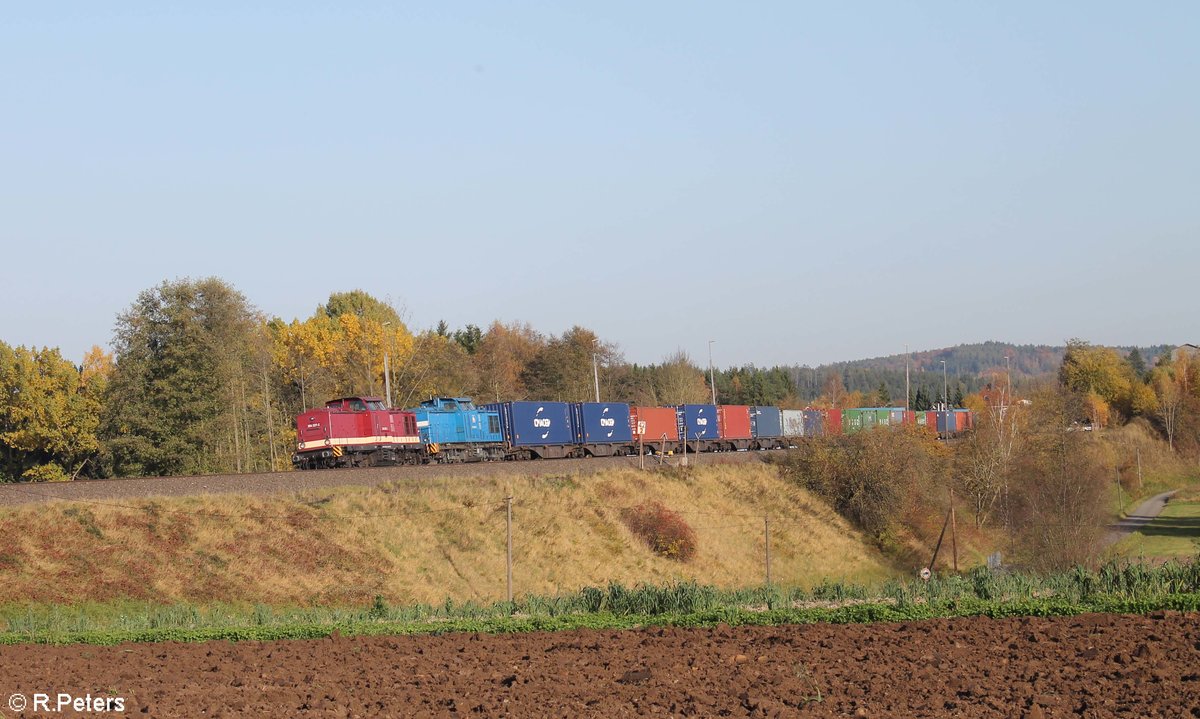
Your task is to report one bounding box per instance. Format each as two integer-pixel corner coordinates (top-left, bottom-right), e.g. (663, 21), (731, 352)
(779, 341), (1172, 405)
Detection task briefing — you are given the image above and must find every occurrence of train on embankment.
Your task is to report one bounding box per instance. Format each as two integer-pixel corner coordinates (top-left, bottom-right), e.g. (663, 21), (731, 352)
(291, 396), (973, 470)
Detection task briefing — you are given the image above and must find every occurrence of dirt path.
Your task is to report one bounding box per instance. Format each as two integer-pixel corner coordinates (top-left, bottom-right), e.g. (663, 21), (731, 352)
(0, 453), (764, 508)
(1104, 489), (1179, 548)
(1, 612), (1197, 717)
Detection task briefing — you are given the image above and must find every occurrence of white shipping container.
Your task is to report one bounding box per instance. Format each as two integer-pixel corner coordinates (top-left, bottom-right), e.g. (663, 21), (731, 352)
(781, 409), (806, 437)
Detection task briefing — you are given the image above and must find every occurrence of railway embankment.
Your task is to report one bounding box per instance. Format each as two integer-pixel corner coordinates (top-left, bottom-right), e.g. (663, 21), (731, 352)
(0, 462), (892, 606)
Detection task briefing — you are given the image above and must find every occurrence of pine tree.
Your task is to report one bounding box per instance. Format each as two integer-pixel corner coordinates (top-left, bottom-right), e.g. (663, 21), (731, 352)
(1128, 347), (1147, 381)
(875, 381), (890, 406)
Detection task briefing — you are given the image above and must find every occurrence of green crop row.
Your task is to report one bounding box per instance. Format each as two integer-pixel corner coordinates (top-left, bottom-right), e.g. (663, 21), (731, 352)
(3, 592), (1199, 647)
(3, 557), (1198, 646)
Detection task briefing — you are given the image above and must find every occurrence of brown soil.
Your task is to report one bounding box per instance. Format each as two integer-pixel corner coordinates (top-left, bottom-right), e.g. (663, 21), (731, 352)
(3, 612), (1199, 717)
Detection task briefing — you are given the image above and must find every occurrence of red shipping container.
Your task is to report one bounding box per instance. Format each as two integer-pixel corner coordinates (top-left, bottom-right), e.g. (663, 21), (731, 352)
(825, 409), (843, 436)
(631, 406), (679, 443)
(926, 411), (938, 429)
(717, 405), (752, 439)
(903, 410), (916, 425)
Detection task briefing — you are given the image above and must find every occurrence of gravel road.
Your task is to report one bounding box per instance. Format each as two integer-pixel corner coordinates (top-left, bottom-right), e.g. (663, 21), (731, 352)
(1103, 489), (1179, 548)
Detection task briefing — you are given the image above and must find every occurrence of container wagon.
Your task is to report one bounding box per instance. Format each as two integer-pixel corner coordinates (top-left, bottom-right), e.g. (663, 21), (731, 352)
(484, 401), (577, 459)
(572, 402), (634, 457)
(750, 406), (785, 450)
(678, 404), (719, 452)
(631, 405), (679, 454)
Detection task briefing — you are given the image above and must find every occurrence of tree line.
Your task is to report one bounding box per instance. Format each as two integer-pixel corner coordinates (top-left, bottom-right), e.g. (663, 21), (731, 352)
(2, 278), (1197, 482)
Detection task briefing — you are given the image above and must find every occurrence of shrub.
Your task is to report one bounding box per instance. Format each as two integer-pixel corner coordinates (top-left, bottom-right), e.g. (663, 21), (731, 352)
(620, 502), (697, 562)
(21, 463), (70, 482)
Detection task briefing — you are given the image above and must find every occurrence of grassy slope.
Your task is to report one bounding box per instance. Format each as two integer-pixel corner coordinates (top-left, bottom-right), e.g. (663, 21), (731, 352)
(1106, 421), (1199, 516)
(0, 464), (895, 606)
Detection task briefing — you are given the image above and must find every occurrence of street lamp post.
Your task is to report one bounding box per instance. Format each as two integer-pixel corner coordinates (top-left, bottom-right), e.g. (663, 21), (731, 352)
(592, 341), (601, 403)
(905, 344), (910, 412)
(941, 360), (948, 410)
(708, 340), (717, 405)
(1003, 355), (1011, 414)
(382, 321), (393, 408)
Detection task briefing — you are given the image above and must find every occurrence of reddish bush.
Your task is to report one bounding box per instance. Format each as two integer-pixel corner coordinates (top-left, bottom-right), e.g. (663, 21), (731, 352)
(620, 502), (697, 562)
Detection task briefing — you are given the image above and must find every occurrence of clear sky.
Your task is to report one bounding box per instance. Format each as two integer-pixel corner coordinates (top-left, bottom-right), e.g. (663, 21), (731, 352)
(3, 2), (1197, 368)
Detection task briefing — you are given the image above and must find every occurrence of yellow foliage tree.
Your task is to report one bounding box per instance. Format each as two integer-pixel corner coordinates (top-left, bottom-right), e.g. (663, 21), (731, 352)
(0, 343), (108, 481)
(270, 292), (415, 411)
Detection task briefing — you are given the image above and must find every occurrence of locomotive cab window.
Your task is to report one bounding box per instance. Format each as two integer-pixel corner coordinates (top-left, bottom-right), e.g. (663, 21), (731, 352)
(349, 399), (367, 411)
(368, 400), (385, 410)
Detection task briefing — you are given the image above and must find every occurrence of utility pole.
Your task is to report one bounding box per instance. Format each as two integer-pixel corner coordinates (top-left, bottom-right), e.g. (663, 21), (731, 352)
(505, 495), (513, 605)
(950, 488), (958, 573)
(1136, 446), (1143, 490)
(1116, 467), (1124, 515)
(708, 340), (717, 405)
(764, 515), (772, 588)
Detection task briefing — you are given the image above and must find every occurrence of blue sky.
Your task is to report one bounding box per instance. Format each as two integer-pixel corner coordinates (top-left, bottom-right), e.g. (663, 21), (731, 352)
(3, 2), (1197, 367)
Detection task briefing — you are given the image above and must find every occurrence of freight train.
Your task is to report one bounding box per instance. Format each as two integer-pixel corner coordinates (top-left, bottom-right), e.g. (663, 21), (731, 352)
(291, 396), (973, 470)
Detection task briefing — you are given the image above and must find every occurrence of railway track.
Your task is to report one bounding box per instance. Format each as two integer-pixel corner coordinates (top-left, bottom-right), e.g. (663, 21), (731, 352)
(0, 452), (767, 507)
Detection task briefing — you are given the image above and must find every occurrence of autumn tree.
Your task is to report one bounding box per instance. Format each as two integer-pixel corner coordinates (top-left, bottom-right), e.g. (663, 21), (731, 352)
(1058, 339), (1137, 426)
(393, 330), (480, 406)
(0, 343), (109, 482)
(1149, 348), (1200, 455)
(1008, 387), (1111, 569)
(521, 326), (621, 402)
(776, 425), (947, 543)
(642, 351), (712, 406)
(954, 396), (1027, 528)
(473, 322), (544, 402)
(271, 291), (414, 411)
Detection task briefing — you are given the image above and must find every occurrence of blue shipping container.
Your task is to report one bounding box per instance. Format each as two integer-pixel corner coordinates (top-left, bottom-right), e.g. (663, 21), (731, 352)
(410, 397), (503, 444)
(935, 411), (950, 434)
(750, 406), (783, 438)
(802, 410), (825, 437)
(678, 404), (719, 441)
(484, 401), (576, 447)
(573, 402), (633, 444)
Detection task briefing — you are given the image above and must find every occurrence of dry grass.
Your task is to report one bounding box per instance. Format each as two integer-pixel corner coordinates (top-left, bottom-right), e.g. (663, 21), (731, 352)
(0, 464), (894, 606)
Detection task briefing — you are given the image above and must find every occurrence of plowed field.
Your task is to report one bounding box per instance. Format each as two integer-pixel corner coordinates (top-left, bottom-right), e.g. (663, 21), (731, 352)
(3, 612), (1199, 717)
